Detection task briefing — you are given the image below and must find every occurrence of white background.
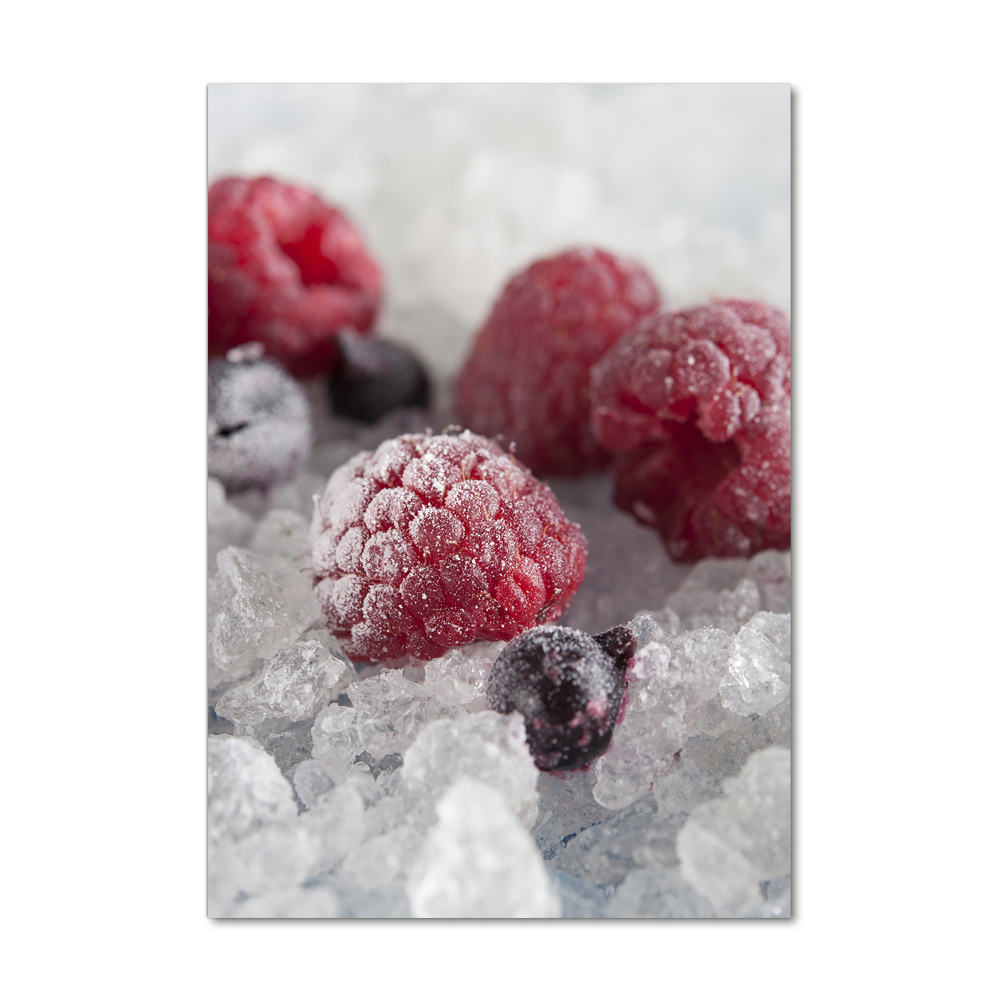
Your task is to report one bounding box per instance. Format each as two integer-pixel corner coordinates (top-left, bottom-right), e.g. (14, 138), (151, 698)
(3, 1), (996, 996)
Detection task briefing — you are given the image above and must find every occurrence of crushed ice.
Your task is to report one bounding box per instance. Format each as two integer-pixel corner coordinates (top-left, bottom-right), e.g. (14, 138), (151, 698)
(208, 449), (791, 916)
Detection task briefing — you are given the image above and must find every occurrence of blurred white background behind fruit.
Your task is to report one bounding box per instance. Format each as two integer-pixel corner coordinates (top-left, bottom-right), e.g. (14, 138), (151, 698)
(208, 83), (790, 386)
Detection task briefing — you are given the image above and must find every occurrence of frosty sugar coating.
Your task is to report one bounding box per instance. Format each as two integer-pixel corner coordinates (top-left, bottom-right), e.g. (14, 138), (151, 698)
(590, 299), (790, 561)
(486, 624), (637, 771)
(208, 351), (312, 494)
(455, 247), (661, 476)
(310, 430), (588, 662)
(208, 176), (382, 378)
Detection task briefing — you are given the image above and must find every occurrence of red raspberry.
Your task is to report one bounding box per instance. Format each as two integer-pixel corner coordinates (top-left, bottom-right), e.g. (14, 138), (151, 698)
(208, 176), (382, 379)
(310, 430), (588, 662)
(590, 299), (790, 562)
(455, 248), (661, 477)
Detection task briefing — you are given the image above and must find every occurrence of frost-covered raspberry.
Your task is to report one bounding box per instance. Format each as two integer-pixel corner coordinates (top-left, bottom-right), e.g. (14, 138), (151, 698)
(486, 625), (637, 771)
(208, 176), (382, 379)
(455, 248), (661, 476)
(208, 347), (312, 493)
(310, 431), (588, 662)
(328, 331), (430, 424)
(590, 299), (790, 561)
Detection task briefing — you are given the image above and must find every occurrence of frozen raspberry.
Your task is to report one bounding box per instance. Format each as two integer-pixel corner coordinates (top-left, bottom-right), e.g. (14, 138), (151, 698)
(328, 331), (430, 424)
(455, 247), (661, 477)
(310, 431), (588, 662)
(208, 346), (312, 493)
(208, 176), (382, 379)
(591, 299), (790, 561)
(486, 624), (637, 771)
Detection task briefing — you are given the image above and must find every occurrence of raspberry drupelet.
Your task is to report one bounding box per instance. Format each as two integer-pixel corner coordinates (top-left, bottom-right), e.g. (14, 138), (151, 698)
(455, 248), (661, 477)
(310, 431), (588, 662)
(208, 176), (382, 379)
(590, 299), (790, 562)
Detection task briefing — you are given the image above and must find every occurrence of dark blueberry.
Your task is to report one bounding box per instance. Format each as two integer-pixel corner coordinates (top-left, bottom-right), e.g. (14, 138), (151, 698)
(328, 331), (430, 424)
(486, 624), (637, 771)
(208, 348), (312, 493)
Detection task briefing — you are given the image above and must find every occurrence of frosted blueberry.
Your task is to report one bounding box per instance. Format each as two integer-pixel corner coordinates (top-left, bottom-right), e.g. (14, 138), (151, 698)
(486, 624), (637, 771)
(208, 350), (312, 493)
(328, 331), (430, 424)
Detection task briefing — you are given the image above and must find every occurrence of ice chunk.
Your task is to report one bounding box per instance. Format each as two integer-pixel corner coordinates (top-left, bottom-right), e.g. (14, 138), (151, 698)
(531, 769), (617, 864)
(549, 795), (686, 886)
(654, 550), (791, 637)
(719, 612), (791, 716)
(208, 734), (314, 905)
(747, 549), (791, 613)
(310, 703), (364, 783)
(406, 778), (561, 918)
(208, 477), (254, 573)
(250, 508), (312, 568)
(211, 883), (341, 918)
(207, 657), (258, 699)
(677, 557), (752, 593)
(741, 875), (791, 918)
(592, 628), (733, 810)
(746, 609), (791, 659)
(299, 625), (356, 672)
(338, 825), (427, 889)
(292, 758), (336, 810)
(692, 699), (791, 783)
(208, 734), (298, 839)
(208, 546), (320, 672)
(298, 782), (366, 876)
(421, 641), (504, 712)
(358, 711), (539, 843)
(676, 746), (791, 916)
(548, 870), (615, 918)
(309, 711), (402, 788)
(654, 691), (791, 815)
(209, 823), (318, 908)
(215, 639), (353, 737)
(693, 693), (748, 737)
(347, 672), (463, 758)
(399, 660), (427, 684)
(606, 867), (714, 918)
(626, 612), (674, 650)
(665, 572), (761, 634)
(650, 735), (728, 816)
(324, 877), (411, 918)
(401, 712), (540, 832)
